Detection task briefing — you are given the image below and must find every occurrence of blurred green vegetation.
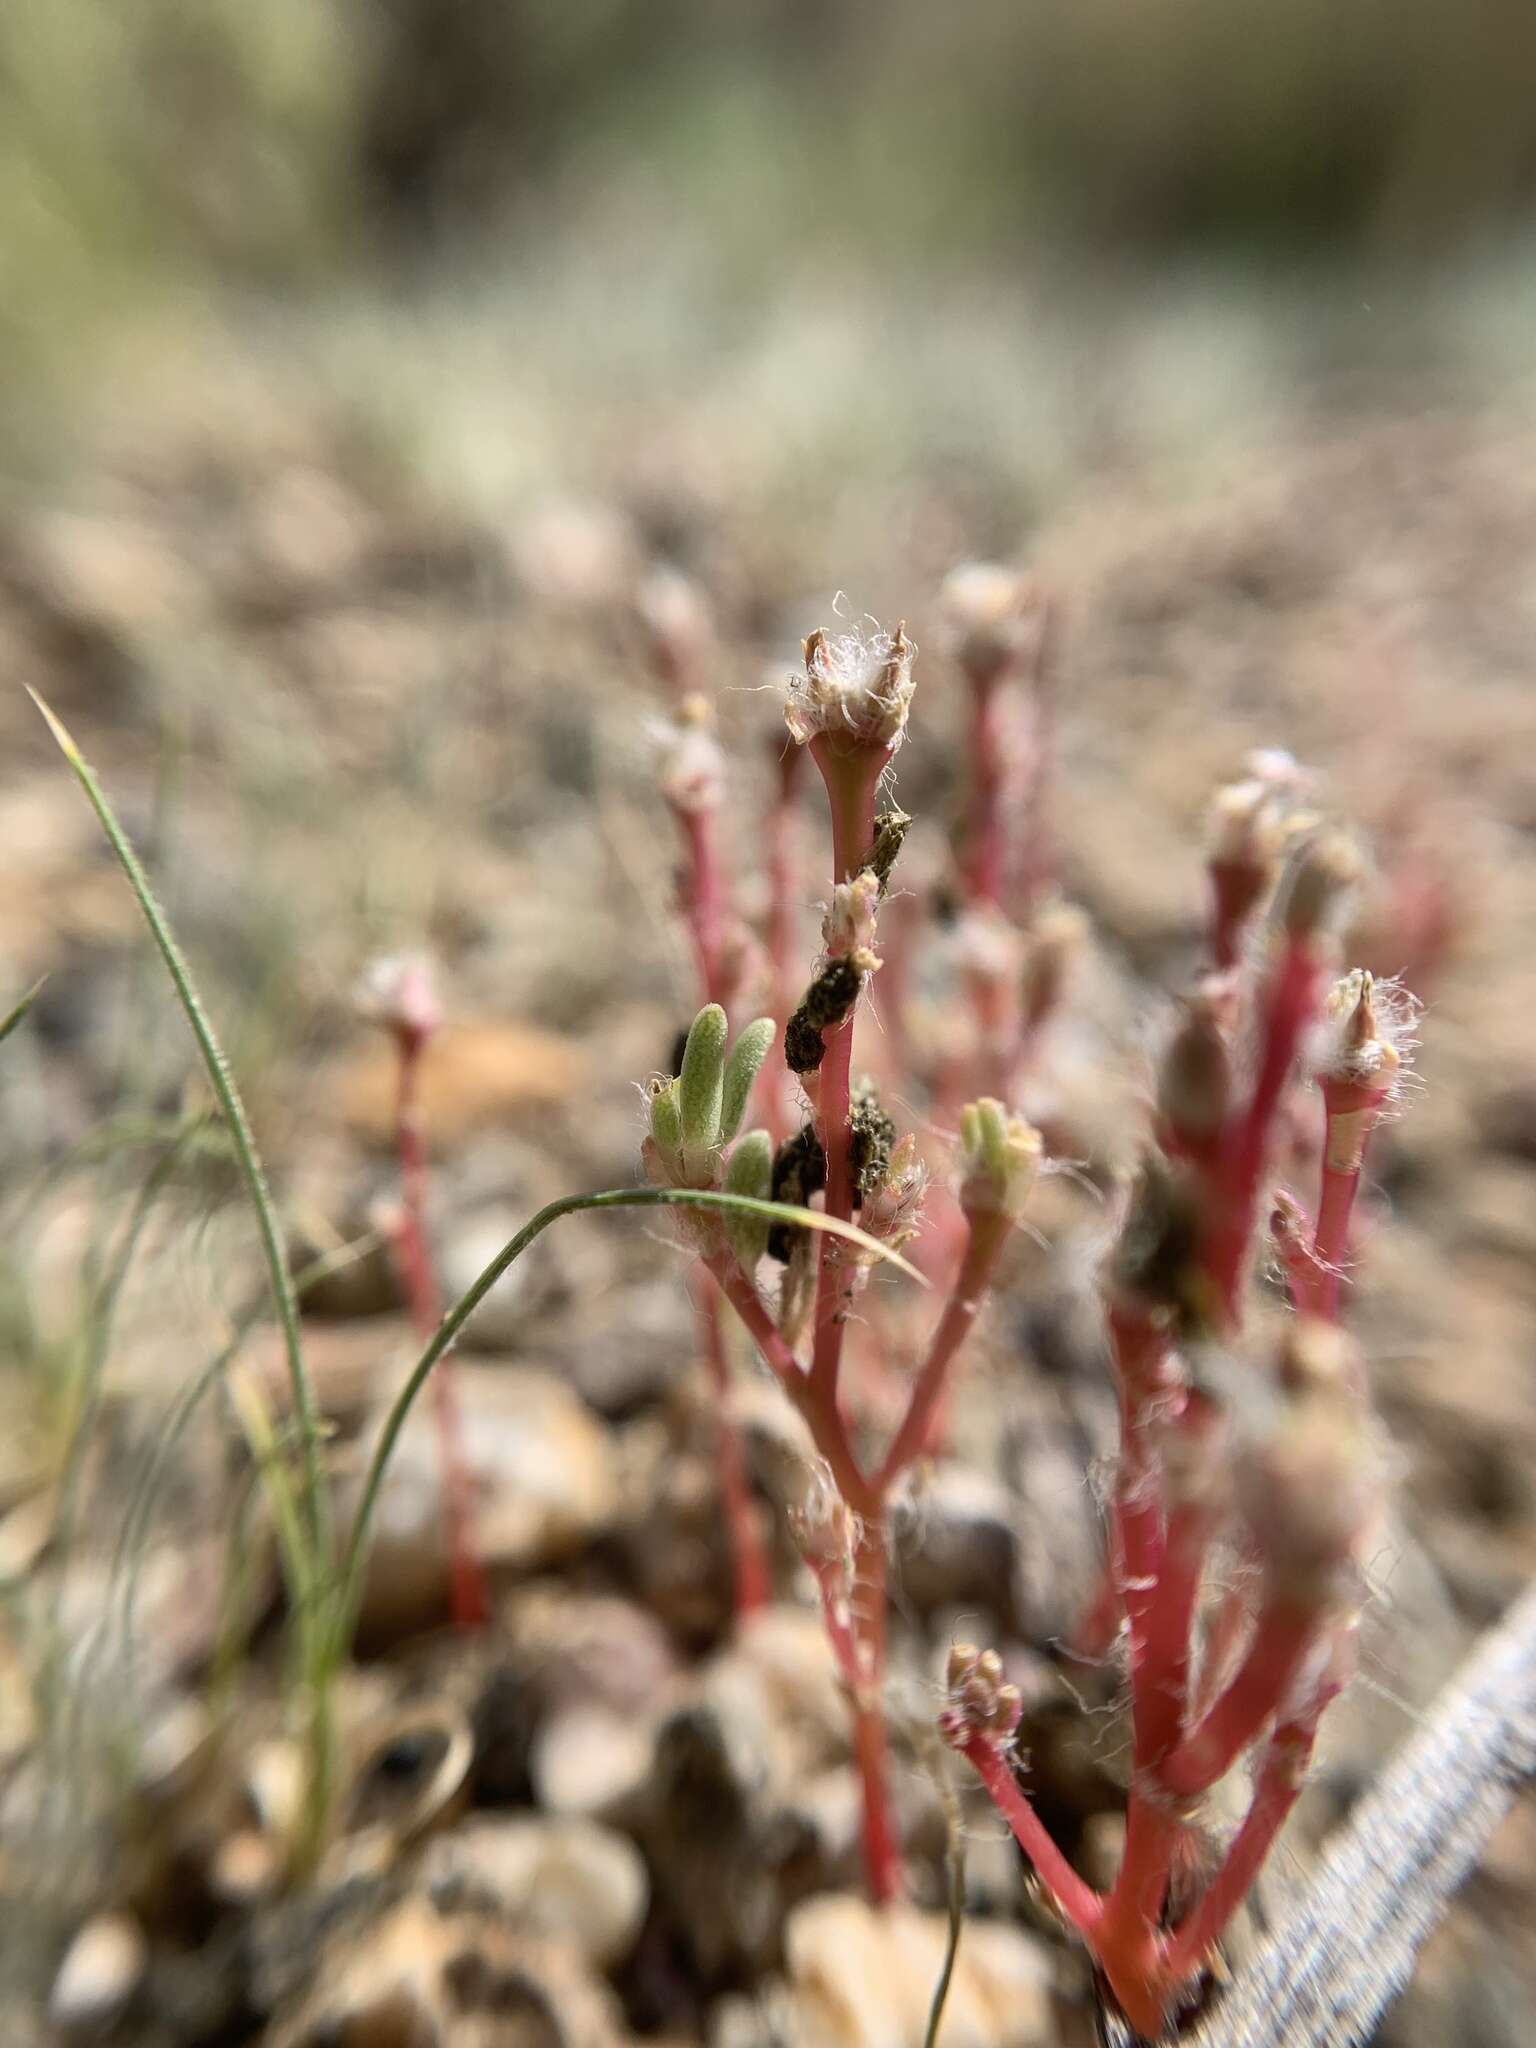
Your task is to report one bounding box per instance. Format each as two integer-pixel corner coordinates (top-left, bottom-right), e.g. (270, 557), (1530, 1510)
(2, 0), (1534, 397)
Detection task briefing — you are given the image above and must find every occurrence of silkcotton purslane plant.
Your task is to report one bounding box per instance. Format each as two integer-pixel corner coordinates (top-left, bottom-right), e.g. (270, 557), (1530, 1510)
(940, 780), (1419, 2039)
(633, 583), (1421, 2032)
(635, 614), (1048, 1905)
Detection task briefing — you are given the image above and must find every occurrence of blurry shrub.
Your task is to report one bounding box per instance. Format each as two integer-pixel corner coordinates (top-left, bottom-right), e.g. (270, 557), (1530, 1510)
(2, 0), (1534, 391)
(0, 0), (354, 375)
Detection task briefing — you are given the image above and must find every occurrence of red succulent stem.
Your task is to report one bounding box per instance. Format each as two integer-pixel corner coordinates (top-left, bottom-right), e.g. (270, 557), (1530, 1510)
(1161, 1596), (1318, 1798)
(964, 674), (1008, 908)
(806, 735), (889, 1402)
(675, 801), (732, 1011)
(1139, 1388), (1221, 1763)
(1208, 858), (1268, 974)
(876, 1211), (1011, 1490)
(1275, 1192), (1333, 1319)
(1074, 1567), (1125, 1660)
(958, 1733), (1103, 1938)
(1163, 1715), (1319, 1979)
(704, 1249), (874, 1516)
(850, 1522), (902, 1904)
(1107, 1306), (1173, 1740)
(1206, 935), (1324, 1326)
(1311, 1076), (1388, 1323)
(765, 741), (805, 1141)
(697, 1276), (772, 1620)
(393, 1027), (489, 1632)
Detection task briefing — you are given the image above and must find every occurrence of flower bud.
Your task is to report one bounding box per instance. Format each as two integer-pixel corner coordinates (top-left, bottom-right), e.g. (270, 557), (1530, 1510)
(1207, 777), (1285, 873)
(940, 1640), (1024, 1747)
(785, 619), (917, 752)
(1157, 987), (1231, 1148)
(1274, 1317), (1366, 1406)
(958, 1099), (1042, 1223)
(1021, 899), (1087, 1031)
(1279, 829), (1361, 941)
(859, 1132), (926, 1245)
(635, 564), (711, 696)
(1236, 1370), (1374, 1605)
(723, 1128), (775, 1270)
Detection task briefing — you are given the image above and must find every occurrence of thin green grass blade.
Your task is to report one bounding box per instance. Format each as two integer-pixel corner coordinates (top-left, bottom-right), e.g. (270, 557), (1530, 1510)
(28, 689), (327, 1567)
(334, 1184), (927, 1640)
(0, 977), (46, 1050)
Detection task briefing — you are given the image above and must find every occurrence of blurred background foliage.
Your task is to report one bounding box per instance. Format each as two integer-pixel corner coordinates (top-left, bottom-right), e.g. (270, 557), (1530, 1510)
(4, 0), (1536, 409)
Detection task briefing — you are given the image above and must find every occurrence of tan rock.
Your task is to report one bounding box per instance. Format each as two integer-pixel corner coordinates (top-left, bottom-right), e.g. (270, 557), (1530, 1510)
(50, 1914), (147, 2035)
(349, 1366), (616, 1645)
(332, 1020), (581, 1149)
(780, 1894), (1053, 2048)
(423, 1816), (648, 1969)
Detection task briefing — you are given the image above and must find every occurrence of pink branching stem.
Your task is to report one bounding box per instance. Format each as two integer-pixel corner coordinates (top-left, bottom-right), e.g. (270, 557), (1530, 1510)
(1192, 1568), (1258, 1722)
(875, 1212), (1011, 1489)
(1071, 1306), (1173, 1688)
(806, 735), (889, 1402)
(1309, 1167), (1355, 1322)
(1163, 1715), (1319, 1979)
(1161, 1597), (1319, 1798)
(958, 1733), (1103, 1939)
(850, 1523), (902, 1904)
(1139, 1389), (1221, 1762)
(1310, 1075), (1390, 1324)
(1107, 1306), (1173, 1726)
(963, 675), (1008, 909)
(696, 1275), (772, 1618)
(1012, 628), (1058, 917)
(393, 1027), (489, 1632)
(710, 1204), (1015, 1904)
(1207, 936), (1324, 1325)
(703, 1250), (873, 1516)
(1208, 859), (1267, 975)
(1074, 1570), (1125, 1661)
(1273, 1191), (1333, 1320)
(765, 739), (806, 1140)
(806, 1551), (860, 1677)
(676, 802), (732, 1011)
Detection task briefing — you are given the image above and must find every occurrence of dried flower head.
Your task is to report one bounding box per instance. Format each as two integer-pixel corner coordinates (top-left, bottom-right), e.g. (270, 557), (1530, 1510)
(1315, 969), (1417, 1099)
(938, 562), (1048, 688)
(785, 619), (916, 752)
(355, 953), (442, 1047)
(1312, 969), (1419, 1172)
(649, 696), (725, 815)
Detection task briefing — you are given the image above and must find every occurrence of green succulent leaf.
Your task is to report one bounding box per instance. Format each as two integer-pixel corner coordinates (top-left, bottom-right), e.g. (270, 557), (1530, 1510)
(719, 1016), (775, 1143)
